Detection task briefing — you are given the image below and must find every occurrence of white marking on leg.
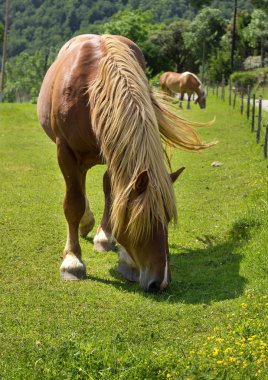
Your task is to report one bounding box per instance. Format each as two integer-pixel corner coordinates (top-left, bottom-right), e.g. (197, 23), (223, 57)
(160, 258), (169, 290)
(60, 254), (85, 272)
(118, 245), (136, 267)
(93, 227), (115, 244)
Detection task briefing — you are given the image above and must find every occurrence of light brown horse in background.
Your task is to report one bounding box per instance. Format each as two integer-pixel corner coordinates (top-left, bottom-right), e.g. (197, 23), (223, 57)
(160, 71), (206, 109)
(37, 34), (214, 292)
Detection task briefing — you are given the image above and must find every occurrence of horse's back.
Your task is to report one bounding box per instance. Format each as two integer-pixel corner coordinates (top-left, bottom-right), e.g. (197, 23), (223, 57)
(37, 34), (146, 153)
(160, 71), (201, 94)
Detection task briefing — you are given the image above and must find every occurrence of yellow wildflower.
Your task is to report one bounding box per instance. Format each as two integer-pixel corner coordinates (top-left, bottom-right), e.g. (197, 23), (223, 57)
(228, 357), (237, 363)
(212, 348), (220, 357)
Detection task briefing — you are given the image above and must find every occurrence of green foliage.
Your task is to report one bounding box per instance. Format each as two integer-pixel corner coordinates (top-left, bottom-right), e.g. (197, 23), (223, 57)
(148, 19), (195, 73)
(243, 9), (268, 49)
(0, 99), (268, 378)
(251, 0), (268, 12)
(98, 9), (154, 44)
(4, 50), (51, 102)
(211, 0), (253, 18)
(184, 7), (226, 63)
(230, 67), (268, 88)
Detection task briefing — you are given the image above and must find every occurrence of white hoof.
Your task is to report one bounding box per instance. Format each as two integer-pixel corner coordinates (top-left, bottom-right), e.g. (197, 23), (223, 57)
(93, 227), (116, 252)
(60, 254), (86, 280)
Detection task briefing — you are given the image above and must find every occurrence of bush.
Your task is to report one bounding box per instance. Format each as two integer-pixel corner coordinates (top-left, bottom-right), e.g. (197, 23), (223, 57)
(230, 67), (268, 89)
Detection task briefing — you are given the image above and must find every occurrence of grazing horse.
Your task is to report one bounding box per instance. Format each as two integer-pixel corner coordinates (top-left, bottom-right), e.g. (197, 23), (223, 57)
(37, 34), (213, 292)
(160, 71), (206, 109)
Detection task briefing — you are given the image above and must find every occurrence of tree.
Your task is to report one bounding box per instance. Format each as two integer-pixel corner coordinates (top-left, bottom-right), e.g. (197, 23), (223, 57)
(148, 19), (195, 74)
(0, 22), (3, 43)
(98, 9), (154, 45)
(189, 0), (213, 10)
(250, 0), (268, 12)
(243, 9), (268, 67)
(184, 7), (226, 81)
(4, 50), (49, 102)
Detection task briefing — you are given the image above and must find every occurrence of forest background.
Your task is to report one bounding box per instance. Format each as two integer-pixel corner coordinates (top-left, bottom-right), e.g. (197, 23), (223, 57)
(0, 0), (267, 102)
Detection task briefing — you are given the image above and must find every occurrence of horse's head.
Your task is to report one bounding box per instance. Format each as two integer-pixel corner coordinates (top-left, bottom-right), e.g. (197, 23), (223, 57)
(195, 89), (206, 109)
(116, 167), (185, 292)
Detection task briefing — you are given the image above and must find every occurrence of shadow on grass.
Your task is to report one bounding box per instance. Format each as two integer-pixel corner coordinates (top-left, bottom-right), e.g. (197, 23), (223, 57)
(86, 217), (259, 305)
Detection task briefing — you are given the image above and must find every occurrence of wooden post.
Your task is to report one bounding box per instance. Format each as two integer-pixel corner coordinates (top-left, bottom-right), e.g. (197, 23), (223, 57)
(216, 85), (218, 97)
(256, 96), (262, 143)
(228, 80), (232, 106)
(0, 0), (10, 101)
(233, 89), (237, 109)
(221, 74), (225, 101)
(251, 94), (256, 132)
(264, 124), (268, 158)
(240, 92), (244, 114)
(246, 86), (250, 120)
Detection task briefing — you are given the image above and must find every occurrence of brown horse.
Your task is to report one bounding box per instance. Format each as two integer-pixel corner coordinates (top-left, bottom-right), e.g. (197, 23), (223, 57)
(37, 34), (214, 292)
(160, 71), (206, 109)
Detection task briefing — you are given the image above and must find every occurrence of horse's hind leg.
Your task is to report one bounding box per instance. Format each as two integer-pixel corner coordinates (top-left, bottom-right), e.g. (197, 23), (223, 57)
(57, 138), (86, 280)
(93, 171), (116, 252)
(79, 172), (95, 237)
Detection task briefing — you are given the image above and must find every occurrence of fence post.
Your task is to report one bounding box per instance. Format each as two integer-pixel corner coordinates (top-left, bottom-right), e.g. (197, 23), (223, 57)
(256, 96), (262, 143)
(251, 94), (256, 132)
(228, 80), (232, 106)
(264, 124), (268, 158)
(240, 91), (244, 114)
(246, 85), (251, 120)
(216, 85), (218, 97)
(233, 89), (237, 109)
(221, 74), (225, 101)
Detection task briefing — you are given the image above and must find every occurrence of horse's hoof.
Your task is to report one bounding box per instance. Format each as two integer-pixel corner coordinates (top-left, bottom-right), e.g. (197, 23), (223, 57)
(117, 261), (139, 282)
(93, 241), (116, 252)
(60, 254), (86, 281)
(60, 270), (86, 281)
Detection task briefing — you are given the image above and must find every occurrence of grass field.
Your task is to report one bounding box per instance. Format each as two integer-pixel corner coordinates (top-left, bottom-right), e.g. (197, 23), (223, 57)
(0, 96), (267, 379)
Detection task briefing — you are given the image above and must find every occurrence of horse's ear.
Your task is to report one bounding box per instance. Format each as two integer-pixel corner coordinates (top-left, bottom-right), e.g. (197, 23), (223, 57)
(133, 170), (149, 195)
(170, 167), (185, 183)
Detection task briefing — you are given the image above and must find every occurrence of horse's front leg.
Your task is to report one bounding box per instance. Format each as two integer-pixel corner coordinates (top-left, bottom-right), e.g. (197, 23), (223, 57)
(93, 171), (139, 282)
(57, 138), (86, 280)
(187, 93), (191, 109)
(93, 171), (116, 252)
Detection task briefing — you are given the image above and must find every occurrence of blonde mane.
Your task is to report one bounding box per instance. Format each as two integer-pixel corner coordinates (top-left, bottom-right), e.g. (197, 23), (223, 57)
(89, 35), (215, 242)
(181, 71), (202, 86)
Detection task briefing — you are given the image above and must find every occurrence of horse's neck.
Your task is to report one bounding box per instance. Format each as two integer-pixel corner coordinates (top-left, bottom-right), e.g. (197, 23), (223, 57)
(195, 86), (203, 96)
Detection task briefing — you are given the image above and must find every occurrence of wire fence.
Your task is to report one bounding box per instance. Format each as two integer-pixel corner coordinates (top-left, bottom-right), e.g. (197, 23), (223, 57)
(208, 79), (268, 160)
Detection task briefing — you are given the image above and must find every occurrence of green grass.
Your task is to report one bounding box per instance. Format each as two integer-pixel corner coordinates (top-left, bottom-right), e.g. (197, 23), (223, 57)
(0, 98), (267, 380)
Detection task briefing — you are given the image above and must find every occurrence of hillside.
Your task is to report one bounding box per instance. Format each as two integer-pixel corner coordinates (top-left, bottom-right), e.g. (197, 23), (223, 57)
(0, 0), (253, 58)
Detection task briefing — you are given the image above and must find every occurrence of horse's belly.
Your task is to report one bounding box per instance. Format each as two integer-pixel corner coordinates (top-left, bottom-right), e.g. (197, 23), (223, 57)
(167, 82), (182, 93)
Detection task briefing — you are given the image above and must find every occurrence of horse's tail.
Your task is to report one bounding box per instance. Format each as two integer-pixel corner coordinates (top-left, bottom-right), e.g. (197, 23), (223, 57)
(152, 92), (216, 151)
